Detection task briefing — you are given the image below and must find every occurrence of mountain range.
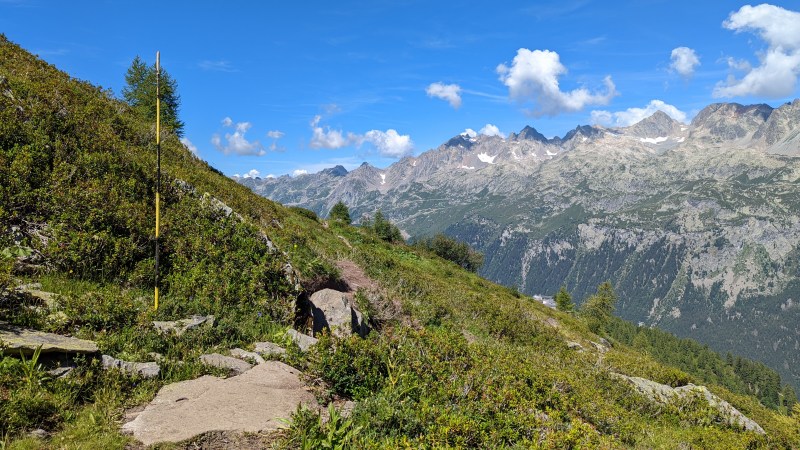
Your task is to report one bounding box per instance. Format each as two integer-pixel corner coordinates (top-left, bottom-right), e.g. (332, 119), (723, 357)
(239, 100), (800, 390)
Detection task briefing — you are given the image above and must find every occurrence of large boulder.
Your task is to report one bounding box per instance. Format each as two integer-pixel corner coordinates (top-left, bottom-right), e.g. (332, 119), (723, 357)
(121, 361), (318, 446)
(0, 321), (98, 356)
(612, 373), (765, 434)
(308, 289), (368, 337)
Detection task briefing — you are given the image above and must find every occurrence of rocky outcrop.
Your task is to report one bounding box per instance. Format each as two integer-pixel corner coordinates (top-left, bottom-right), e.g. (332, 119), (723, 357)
(122, 361), (318, 446)
(612, 374), (765, 434)
(309, 289), (368, 337)
(0, 322), (98, 356)
(230, 348), (266, 365)
(102, 355), (160, 379)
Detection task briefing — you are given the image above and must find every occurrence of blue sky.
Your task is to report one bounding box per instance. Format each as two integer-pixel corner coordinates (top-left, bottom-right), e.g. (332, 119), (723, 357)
(3, 1), (800, 177)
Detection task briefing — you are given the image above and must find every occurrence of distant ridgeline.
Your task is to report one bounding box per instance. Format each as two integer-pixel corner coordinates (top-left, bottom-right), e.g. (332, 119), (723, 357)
(240, 103), (800, 392)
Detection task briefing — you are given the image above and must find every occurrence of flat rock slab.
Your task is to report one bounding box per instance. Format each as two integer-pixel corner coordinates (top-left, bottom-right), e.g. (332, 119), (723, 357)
(0, 321), (98, 356)
(122, 361), (318, 446)
(200, 353), (253, 375)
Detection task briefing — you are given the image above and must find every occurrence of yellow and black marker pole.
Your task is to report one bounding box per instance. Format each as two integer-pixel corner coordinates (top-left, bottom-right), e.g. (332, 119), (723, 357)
(154, 51), (161, 310)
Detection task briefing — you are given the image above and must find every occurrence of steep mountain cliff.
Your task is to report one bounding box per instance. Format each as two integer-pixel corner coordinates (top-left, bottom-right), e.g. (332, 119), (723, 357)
(240, 100), (800, 390)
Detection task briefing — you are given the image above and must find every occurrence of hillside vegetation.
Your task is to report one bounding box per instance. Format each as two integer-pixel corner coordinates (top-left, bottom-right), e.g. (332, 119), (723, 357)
(1, 35), (799, 449)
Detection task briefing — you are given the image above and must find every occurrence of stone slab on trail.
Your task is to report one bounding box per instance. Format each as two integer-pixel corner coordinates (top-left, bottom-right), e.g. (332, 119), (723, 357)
(122, 360), (318, 446)
(0, 321), (98, 356)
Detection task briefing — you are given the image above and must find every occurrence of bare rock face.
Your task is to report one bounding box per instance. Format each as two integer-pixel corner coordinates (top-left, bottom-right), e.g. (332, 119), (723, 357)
(121, 361), (318, 446)
(309, 289), (369, 337)
(0, 321), (98, 356)
(612, 373), (765, 434)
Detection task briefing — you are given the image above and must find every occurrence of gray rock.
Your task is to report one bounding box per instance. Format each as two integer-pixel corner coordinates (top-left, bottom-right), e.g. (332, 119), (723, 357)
(47, 366), (75, 378)
(286, 329), (318, 352)
(0, 322), (98, 356)
(230, 348), (266, 365)
(153, 315), (215, 336)
(200, 353), (252, 375)
(612, 373), (765, 434)
(28, 428), (48, 439)
(253, 342), (287, 357)
(309, 289), (368, 337)
(567, 341), (584, 351)
(102, 355), (160, 379)
(121, 361), (319, 446)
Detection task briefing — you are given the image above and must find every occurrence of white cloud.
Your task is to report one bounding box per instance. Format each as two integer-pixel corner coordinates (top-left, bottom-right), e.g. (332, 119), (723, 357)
(212, 117), (265, 155)
(670, 47), (700, 77)
(180, 137), (199, 156)
(363, 129), (414, 158)
(266, 174), (276, 179)
(243, 169), (261, 178)
(590, 99), (688, 127)
(309, 115), (356, 149)
(292, 169), (308, 177)
(714, 4), (800, 98)
(496, 48), (617, 116)
(479, 124), (506, 138)
(267, 130), (285, 139)
(461, 128), (477, 138)
(426, 82), (462, 109)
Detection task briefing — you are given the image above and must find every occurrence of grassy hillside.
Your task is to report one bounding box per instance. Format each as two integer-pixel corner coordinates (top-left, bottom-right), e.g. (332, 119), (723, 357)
(1, 35), (799, 449)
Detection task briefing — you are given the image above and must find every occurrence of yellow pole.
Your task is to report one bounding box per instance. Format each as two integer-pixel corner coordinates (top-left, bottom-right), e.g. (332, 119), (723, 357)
(154, 51), (161, 310)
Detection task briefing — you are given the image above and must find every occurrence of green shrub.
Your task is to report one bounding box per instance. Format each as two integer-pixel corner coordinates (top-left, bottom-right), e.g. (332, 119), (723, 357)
(414, 233), (484, 273)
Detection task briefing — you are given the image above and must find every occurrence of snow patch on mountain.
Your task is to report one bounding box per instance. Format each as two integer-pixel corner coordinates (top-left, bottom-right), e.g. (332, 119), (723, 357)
(478, 152), (497, 164)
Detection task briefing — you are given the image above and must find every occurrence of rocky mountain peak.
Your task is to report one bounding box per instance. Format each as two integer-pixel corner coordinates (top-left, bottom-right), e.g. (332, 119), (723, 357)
(511, 125), (548, 142)
(563, 124), (602, 142)
(320, 165), (348, 177)
(691, 102), (773, 141)
(624, 111), (683, 138)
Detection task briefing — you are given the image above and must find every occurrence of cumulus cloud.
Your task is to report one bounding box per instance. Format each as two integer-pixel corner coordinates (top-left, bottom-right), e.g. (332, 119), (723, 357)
(497, 48), (617, 116)
(670, 47), (700, 77)
(426, 82), (463, 109)
(479, 124), (505, 138)
(590, 99), (688, 127)
(714, 4), (800, 98)
(244, 169), (261, 178)
(309, 115), (357, 149)
(212, 117), (265, 156)
(362, 129), (414, 158)
(180, 137), (199, 156)
(461, 128), (477, 138)
(292, 169), (308, 177)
